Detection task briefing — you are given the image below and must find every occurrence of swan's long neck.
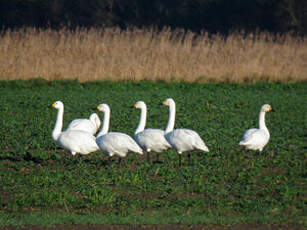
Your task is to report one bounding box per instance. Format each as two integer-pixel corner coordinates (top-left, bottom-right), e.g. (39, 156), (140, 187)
(52, 106), (63, 141)
(135, 105), (147, 135)
(259, 111), (269, 136)
(97, 108), (110, 137)
(165, 102), (176, 134)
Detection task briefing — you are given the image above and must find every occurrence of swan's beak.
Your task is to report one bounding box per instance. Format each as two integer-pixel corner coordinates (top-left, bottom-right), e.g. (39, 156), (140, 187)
(49, 102), (56, 108)
(161, 101), (166, 105)
(97, 105), (101, 110)
(131, 104), (137, 109)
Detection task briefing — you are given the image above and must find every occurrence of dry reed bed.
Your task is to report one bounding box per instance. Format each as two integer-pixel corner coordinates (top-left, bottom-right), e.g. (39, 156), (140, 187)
(0, 27), (306, 82)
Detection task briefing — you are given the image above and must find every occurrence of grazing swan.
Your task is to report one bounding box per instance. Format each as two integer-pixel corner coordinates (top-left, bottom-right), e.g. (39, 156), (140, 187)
(133, 101), (171, 161)
(50, 101), (99, 155)
(96, 103), (143, 161)
(66, 113), (101, 135)
(239, 104), (274, 152)
(162, 98), (209, 166)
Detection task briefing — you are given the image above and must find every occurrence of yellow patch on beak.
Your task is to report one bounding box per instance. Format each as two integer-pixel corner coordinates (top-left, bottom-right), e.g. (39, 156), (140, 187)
(133, 104), (137, 108)
(97, 105), (101, 110)
(162, 101), (166, 105)
(52, 103), (56, 108)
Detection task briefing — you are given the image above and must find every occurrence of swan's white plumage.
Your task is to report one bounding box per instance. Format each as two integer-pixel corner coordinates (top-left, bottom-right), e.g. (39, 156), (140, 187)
(51, 101), (99, 155)
(66, 113), (101, 135)
(239, 104), (273, 152)
(162, 98), (209, 156)
(165, 128), (209, 154)
(133, 101), (171, 154)
(56, 130), (99, 155)
(96, 103), (143, 158)
(51, 101), (101, 134)
(97, 132), (143, 157)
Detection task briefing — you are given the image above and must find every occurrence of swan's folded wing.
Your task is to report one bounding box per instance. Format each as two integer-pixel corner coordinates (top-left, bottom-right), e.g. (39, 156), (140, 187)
(178, 129), (209, 151)
(66, 119), (96, 134)
(100, 132), (142, 156)
(240, 128), (267, 145)
(59, 130), (98, 153)
(168, 128), (208, 152)
(137, 129), (171, 150)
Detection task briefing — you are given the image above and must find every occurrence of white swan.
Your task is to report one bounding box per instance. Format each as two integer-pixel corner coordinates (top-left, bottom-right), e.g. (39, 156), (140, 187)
(51, 100), (101, 135)
(133, 101), (171, 161)
(96, 103), (143, 161)
(66, 113), (101, 135)
(50, 101), (99, 155)
(162, 98), (209, 166)
(239, 104), (273, 152)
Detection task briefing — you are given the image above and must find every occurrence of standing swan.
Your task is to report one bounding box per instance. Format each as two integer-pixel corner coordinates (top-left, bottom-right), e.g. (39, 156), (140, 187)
(50, 101), (99, 155)
(239, 104), (274, 152)
(162, 98), (209, 166)
(133, 101), (171, 162)
(96, 103), (143, 163)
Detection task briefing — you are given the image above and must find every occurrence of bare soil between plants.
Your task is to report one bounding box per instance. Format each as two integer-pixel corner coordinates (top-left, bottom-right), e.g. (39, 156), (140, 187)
(0, 224), (305, 230)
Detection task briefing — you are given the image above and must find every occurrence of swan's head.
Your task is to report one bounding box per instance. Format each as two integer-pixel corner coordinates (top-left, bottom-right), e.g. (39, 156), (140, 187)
(51, 101), (63, 110)
(261, 104), (273, 112)
(97, 104), (110, 113)
(133, 101), (146, 109)
(162, 98), (175, 107)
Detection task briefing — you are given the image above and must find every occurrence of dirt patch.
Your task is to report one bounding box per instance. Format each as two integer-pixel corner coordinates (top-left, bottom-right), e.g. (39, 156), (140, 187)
(0, 224), (305, 230)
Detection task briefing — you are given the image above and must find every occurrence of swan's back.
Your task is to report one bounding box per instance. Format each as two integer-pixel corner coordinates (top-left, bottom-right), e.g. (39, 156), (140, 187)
(96, 132), (143, 157)
(66, 118), (98, 135)
(165, 128), (209, 153)
(57, 130), (99, 155)
(135, 128), (171, 153)
(239, 128), (269, 151)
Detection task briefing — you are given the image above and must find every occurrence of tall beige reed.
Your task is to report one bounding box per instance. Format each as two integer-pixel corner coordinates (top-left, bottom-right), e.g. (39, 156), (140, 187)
(0, 27), (306, 82)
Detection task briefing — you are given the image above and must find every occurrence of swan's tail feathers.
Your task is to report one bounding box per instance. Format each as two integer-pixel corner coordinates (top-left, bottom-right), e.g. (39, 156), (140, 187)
(136, 148), (144, 155)
(238, 140), (247, 146)
(198, 145), (209, 152)
(202, 145), (210, 152)
(131, 146), (144, 155)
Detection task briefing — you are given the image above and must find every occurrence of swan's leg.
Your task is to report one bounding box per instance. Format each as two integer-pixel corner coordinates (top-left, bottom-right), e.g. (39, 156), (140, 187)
(188, 153), (191, 165)
(108, 156), (112, 167)
(118, 157), (122, 166)
(146, 151), (150, 162)
(179, 154), (182, 167)
(156, 153), (160, 162)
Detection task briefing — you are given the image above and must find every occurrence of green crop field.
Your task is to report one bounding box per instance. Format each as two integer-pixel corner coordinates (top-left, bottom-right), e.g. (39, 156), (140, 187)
(0, 79), (306, 228)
